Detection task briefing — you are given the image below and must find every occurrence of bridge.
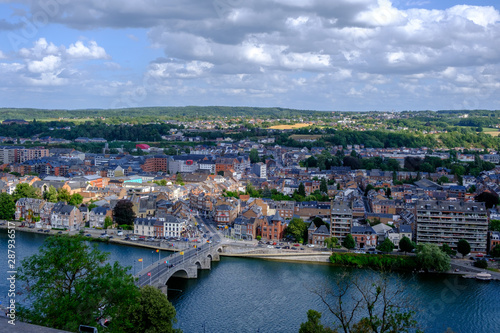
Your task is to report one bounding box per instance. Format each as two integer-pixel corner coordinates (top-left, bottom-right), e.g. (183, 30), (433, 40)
(135, 241), (222, 293)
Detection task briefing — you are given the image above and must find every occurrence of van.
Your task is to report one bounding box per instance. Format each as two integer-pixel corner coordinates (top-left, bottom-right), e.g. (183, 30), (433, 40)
(117, 231), (123, 236)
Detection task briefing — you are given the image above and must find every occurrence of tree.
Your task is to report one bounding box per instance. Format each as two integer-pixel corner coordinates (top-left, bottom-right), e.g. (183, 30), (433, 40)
(475, 191), (499, 209)
(286, 218), (308, 243)
(0, 193), (15, 220)
(176, 173), (184, 185)
(104, 216), (113, 229)
(249, 148), (260, 163)
(320, 178), (328, 193)
(437, 176), (449, 185)
(113, 200), (136, 226)
(489, 219), (500, 232)
(298, 182), (306, 197)
(490, 244), (500, 257)
(13, 183), (40, 201)
(441, 243), (456, 256)
(457, 239), (471, 258)
(474, 259), (488, 269)
(18, 235), (140, 332)
(299, 310), (335, 333)
(309, 272), (421, 333)
(377, 238), (395, 253)
(43, 185), (58, 203)
(57, 188), (71, 203)
(324, 237), (339, 250)
(416, 244), (451, 272)
(342, 234), (356, 250)
(125, 285), (181, 333)
(68, 193), (83, 206)
(398, 236), (414, 254)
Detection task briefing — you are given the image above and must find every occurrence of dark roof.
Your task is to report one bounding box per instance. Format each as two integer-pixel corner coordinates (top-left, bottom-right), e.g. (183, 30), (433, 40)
(312, 225), (329, 235)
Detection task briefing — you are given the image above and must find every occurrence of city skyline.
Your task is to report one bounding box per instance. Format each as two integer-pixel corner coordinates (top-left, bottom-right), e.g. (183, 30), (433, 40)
(0, 0), (499, 111)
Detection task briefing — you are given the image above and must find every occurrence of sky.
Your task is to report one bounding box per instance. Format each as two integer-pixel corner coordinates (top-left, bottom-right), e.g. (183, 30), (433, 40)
(0, 0), (499, 112)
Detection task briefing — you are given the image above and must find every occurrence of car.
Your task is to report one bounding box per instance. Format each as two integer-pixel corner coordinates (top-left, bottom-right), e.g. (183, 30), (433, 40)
(283, 246), (290, 249)
(275, 246), (281, 249)
(267, 245), (274, 248)
(29, 225), (35, 229)
(38, 229), (44, 232)
(307, 244), (315, 248)
(86, 234), (92, 237)
(117, 231), (123, 236)
(108, 236), (113, 239)
(44, 229), (50, 233)
(293, 244), (300, 247)
(57, 231), (63, 234)
(300, 248), (305, 250)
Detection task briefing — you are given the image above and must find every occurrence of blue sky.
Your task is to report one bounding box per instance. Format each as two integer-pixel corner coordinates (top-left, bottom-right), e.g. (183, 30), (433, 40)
(0, 0), (499, 111)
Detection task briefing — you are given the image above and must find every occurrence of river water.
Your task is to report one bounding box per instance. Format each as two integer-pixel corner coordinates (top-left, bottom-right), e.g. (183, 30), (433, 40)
(1, 230), (498, 333)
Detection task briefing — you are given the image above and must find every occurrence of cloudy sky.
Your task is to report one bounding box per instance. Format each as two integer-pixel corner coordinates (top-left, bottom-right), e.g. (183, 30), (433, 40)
(0, 0), (499, 111)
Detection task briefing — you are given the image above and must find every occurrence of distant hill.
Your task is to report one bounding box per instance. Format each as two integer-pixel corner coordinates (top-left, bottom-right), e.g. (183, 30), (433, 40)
(0, 106), (327, 121)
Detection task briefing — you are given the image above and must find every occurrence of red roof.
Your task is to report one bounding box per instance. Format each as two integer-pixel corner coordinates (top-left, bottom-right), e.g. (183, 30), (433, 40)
(136, 144), (150, 149)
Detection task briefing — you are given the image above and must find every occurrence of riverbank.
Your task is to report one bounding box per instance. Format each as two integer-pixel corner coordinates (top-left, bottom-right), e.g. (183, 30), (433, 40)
(4, 224), (500, 279)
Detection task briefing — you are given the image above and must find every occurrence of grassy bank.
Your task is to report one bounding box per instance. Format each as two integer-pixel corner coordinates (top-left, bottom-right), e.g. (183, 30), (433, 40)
(329, 252), (418, 270)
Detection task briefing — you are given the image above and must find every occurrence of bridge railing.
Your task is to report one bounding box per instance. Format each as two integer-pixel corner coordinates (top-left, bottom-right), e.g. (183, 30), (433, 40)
(135, 243), (214, 287)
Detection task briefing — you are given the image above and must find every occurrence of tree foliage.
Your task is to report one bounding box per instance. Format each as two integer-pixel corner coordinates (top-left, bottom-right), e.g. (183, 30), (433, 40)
(68, 193), (83, 206)
(18, 235), (140, 332)
(113, 200), (136, 226)
(398, 236), (414, 254)
(416, 244), (451, 272)
(57, 188), (71, 203)
(457, 239), (471, 258)
(125, 285), (181, 333)
(377, 238), (395, 253)
(490, 244), (500, 257)
(0, 193), (15, 220)
(342, 234), (356, 250)
(43, 185), (58, 203)
(299, 310), (335, 333)
(286, 218), (308, 243)
(13, 183), (40, 201)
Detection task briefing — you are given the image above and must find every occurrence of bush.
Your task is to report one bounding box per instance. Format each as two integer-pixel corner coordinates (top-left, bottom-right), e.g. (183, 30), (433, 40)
(256, 235), (262, 241)
(474, 259), (488, 269)
(329, 252), (418, 270)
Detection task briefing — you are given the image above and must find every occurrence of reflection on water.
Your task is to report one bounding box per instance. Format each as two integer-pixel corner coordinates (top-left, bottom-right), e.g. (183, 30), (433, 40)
(1, 230), (497, 333)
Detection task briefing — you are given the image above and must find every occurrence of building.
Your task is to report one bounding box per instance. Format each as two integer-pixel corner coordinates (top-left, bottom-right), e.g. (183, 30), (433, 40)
(487, 231), (500, 254)
(134, 217), (157, 237)
(386, 225), (413, 249)
(88, 206), (113, 228)
(261, 211), (286, 241)
(416, 200), (488, 252)
(330, 201), (353, 242)
(214, 203), (238, 225)
(162, 215), (186, 238)
(50, 202), (83, 231)
(252, 162), (267, 179)
(19, 147), (50, 163)
(15, 198), (45, 223)
(141, 155), (168, 173)
(309, 224), (330, 247)
(351, 225), (377, 249)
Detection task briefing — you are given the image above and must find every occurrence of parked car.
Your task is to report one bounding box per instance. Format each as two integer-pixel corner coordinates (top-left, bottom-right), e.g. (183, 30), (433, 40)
(44, 229), (50, 233)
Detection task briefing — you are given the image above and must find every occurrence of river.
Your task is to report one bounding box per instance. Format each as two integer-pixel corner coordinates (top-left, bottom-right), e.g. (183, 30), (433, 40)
(1, 229), (498, 332)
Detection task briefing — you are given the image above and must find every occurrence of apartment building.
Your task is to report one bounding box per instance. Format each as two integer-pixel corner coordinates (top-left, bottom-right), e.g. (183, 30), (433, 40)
(415, 200), (488, 252)
(330, 201), (353, 242)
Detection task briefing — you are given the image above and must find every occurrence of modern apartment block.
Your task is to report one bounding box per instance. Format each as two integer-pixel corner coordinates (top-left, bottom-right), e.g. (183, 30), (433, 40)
(416, 200), (488, 252)
(330, 201), (353, 242)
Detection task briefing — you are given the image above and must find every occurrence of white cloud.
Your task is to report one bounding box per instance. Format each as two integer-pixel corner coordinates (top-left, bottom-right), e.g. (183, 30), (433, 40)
(67, 41), (109, 59)
(27, 55), (61, 73)
(2, 0), (500, 110)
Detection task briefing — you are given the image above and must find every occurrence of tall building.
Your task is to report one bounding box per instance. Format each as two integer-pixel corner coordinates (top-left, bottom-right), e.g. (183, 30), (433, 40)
(330, 201), (353, 242)
(416, 200), (488, 252)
